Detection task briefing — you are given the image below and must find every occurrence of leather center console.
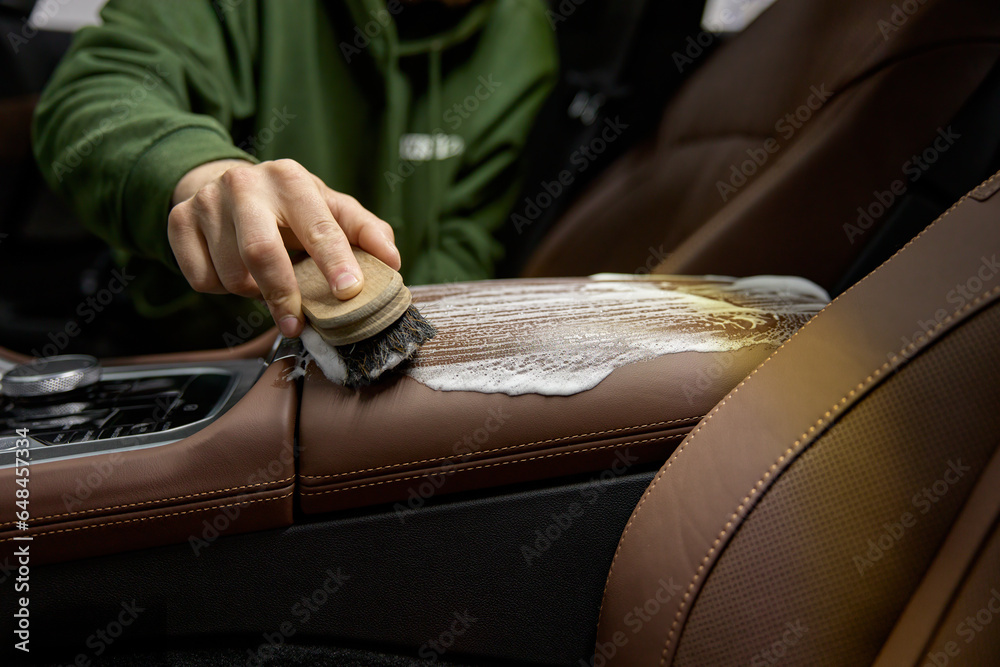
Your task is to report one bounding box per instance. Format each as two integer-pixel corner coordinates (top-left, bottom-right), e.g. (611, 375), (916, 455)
(0, 274), (826, 565)
(298, 275), (827, 515)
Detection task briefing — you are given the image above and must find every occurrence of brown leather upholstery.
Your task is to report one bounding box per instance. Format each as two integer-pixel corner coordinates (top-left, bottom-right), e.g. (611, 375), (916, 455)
(525, 0), (1000, 291)
(297, 277), (826, 514)
(0, 357), (297, 565)
(596, 172), (1000, 665)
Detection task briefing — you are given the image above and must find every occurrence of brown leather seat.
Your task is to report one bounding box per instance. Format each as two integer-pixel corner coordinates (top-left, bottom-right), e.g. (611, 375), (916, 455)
(525, 0), (1000, 293)
(596, 172), (1000, 665)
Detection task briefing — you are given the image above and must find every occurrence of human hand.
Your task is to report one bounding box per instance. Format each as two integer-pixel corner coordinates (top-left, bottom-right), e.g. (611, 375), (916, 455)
(168, 158), (400, 338)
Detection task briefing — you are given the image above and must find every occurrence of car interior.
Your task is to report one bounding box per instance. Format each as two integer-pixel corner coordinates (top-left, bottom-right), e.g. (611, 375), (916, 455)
(1, 0), (999, 665)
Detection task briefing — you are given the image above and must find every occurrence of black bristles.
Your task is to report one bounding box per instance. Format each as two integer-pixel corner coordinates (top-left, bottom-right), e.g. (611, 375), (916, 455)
(335, 305), (437, 388)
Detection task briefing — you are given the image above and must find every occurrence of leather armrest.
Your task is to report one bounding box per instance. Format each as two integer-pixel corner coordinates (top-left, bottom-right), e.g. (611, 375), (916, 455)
(298, 276), (828, 515)
(0, 358), (297, 565)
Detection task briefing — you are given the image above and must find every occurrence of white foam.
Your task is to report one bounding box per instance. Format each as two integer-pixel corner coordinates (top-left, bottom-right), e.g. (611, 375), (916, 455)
(299, 326), (347, 384)
(299, 324), (423, 386)
(397, 277), (828, 396)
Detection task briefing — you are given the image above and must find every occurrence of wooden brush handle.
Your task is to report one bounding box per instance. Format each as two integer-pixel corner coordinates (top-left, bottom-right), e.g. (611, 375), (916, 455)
(294, 248), (412, 345)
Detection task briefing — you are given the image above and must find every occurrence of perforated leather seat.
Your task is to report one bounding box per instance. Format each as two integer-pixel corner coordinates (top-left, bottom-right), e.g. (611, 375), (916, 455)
(596, 172), (1000, 665)
(525, 0), (1000, 294)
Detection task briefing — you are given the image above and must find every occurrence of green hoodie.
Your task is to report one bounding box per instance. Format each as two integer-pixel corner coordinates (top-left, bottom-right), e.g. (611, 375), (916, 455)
(33, 0), (556, 338)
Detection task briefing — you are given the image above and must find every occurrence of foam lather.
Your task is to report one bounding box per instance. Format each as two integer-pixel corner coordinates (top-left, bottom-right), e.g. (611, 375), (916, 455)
(394, 275), (829, 396)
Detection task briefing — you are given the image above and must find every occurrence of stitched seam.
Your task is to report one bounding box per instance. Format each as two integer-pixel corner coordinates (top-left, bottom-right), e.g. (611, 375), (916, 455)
(659, 284), (1000, 664)
(300, 435), (685, 497)
(594, 171), (998, 644)
(299, 417), (702, 481)
(0, 489), (293, 543)
(0, 476), (295, 529)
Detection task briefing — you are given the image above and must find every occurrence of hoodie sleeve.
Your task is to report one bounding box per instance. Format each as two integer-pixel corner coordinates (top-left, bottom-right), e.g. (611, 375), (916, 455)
(408, 0), (558, 284)
(32, 0), (260, 269)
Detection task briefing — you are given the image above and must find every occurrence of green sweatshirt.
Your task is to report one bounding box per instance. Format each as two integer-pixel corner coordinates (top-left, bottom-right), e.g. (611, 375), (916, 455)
(33, 0), (556, 336)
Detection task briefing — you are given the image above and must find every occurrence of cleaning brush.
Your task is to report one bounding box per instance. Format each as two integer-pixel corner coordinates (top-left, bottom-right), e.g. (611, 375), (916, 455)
(293, 248), (436, 387)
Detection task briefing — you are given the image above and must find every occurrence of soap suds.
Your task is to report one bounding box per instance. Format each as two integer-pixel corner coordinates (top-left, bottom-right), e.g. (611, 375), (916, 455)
(398, 276), (828, 396)
(299, 325), (347, 384)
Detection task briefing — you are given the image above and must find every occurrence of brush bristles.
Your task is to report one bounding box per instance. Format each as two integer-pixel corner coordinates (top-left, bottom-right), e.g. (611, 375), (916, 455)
(335, 305), (436, 387)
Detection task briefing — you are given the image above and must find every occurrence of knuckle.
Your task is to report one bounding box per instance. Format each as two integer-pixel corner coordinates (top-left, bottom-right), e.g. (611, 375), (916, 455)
(240, 235), (280, 267)
(338, 193), (361, 208)
(262, 285), (295, 307)
(219, 165), (255, 190)
(302, 219), (345, 250)
(222, 273), (258, 297)
(191, 182), (222, 211)
(167, 205), (192, 232)
(189, 274), (222, 294)
(267, 158), (305, 181)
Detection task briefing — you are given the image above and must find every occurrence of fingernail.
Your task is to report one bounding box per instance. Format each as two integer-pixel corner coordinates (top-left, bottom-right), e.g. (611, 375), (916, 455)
(335, 273), (360, 292)
(278, 316), (301, 338)
(386, 239), (401, 264)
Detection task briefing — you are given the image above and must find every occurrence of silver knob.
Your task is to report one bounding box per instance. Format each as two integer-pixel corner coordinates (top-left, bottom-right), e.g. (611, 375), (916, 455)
(1, 355), (102, 398)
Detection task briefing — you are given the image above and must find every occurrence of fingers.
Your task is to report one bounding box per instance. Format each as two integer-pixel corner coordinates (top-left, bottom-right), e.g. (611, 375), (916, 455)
(166, 158), (396, 341)
(269, 160), (364, 300)
(167, 197), (227, 295)
(201, 175), (262, 299)
(224, 172), (303, 338)
(315, 177), (400, 271)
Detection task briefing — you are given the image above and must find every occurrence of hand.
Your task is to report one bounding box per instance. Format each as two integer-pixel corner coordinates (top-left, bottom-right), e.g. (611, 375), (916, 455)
(167, 158), (400, 338)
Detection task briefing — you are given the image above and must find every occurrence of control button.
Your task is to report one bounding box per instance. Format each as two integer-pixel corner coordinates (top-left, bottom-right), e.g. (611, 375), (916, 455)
(105, 406), (158, 428)
(41, 430), (73, 445)
(98, 381), (132, 395)
(69, 429), (99, 443)
(128, 422), (154, 436)
(129, 378), (181, 395)
(155, 421), (174, 433)
(98, 425), (129, 440)
(8, 401), (90, 421)
(25, 414), (93, 431)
